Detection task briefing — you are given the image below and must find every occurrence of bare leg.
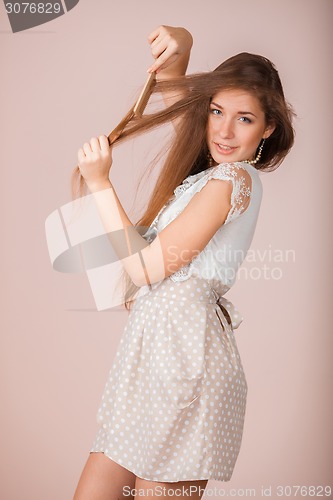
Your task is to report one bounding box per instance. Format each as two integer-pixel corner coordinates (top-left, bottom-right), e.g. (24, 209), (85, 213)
(134, 478), (209, 500)
(73, 452), (136, 500)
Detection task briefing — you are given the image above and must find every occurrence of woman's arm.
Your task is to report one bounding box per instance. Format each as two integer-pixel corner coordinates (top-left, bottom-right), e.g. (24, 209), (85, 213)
(89, 178), (233, 288)
(78, 136), (234, 289)
(147, 25), (193, 108)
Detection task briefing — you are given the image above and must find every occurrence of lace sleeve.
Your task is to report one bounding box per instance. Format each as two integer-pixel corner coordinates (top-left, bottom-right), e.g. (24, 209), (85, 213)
(196, 162), (252, 225)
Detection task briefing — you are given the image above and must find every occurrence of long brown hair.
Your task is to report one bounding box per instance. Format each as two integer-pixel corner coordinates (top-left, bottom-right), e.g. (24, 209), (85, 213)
(71, 52), (296, 312)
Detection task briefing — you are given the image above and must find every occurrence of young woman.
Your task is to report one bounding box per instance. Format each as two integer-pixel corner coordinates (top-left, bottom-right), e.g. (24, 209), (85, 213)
(72, 25), (295, 500)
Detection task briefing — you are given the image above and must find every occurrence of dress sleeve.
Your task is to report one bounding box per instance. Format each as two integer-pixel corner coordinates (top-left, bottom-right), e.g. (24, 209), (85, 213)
(195, 163), (253, 225)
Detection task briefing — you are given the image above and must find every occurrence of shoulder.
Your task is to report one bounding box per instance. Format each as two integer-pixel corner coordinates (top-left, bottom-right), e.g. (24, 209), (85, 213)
(209, 162), (253, 180)
(199, 162), (253, 197)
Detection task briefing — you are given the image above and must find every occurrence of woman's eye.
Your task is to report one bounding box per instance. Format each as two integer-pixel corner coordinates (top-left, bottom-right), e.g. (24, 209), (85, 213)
(210, 108), (222, 115)
(239, 116), (252, 123)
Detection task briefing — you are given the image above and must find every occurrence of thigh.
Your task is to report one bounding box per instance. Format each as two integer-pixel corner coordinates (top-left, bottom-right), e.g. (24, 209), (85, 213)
(73, 451), (137, 500)
(134, 478), (209, 500)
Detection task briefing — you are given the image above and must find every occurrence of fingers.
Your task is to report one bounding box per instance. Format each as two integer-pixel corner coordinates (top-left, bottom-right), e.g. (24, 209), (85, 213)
(89, 137), (100, 153)
(147, 26), (161, 44)
(77, 147), (85, 163)
(99, 135), (110, 152)
(148, 46), (178, 73)
(83, 142), (92, 156)
(148, 37), (178, 73)
(149, 30), (170, 60)
(147, 25), (192, 74)
(147, 26), (172, 73)
(77, 135), (110, 162)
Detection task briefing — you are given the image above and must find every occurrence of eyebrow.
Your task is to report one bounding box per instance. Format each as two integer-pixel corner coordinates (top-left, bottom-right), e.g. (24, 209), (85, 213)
(211, 101), (257, 118)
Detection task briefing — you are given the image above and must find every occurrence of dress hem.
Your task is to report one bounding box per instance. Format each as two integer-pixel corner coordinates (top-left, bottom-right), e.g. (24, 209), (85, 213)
(89, 449), (232, 483)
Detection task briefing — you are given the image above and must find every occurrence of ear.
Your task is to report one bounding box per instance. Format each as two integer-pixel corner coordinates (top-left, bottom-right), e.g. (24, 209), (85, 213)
(262, 122), (276, 139)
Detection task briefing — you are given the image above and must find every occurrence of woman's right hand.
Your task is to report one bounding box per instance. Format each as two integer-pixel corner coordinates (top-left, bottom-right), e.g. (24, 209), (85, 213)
(147, 25), (193, 76)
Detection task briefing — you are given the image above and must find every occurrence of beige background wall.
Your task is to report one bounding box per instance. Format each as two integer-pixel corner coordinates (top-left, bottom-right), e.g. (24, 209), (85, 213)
(1, 0), (332, 498)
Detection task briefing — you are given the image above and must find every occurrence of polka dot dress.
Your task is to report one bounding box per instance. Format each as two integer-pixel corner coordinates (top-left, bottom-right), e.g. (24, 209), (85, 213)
(89, 276), (248, 482)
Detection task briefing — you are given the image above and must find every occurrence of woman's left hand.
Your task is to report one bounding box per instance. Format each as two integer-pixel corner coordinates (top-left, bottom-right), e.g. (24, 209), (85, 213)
(77, 135), (112, 189)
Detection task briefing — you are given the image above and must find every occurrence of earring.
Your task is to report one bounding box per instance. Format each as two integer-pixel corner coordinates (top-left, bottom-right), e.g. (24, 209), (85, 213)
(243, 139), (266, 165)
(207, 152), (214, 168)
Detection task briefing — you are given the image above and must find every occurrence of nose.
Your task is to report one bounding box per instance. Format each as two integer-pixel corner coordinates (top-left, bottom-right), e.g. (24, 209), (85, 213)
(217, 118), (235, 140)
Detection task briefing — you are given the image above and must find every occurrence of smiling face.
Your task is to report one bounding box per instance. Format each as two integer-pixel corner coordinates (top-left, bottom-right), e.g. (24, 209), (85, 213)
(206, 88), (275, 164)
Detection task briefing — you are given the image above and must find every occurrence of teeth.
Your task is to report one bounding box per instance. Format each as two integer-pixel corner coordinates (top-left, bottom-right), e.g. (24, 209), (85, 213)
(218, 144), (233, 150)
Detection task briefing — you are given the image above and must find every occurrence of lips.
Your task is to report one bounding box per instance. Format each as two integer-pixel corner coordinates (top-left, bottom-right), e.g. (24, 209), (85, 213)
(214, 142), (238, 155)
